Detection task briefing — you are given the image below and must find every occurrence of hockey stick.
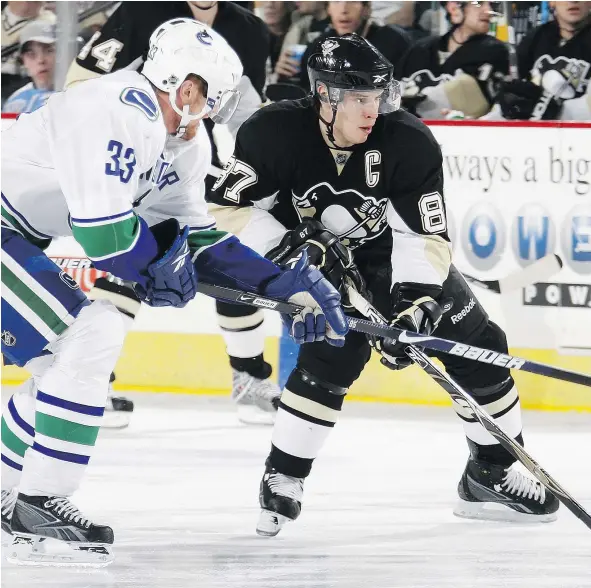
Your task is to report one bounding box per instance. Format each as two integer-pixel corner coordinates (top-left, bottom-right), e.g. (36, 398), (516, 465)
(346, 287), (591, 530)
(462, 253), (563, 294)
(196, 281), (591, 388)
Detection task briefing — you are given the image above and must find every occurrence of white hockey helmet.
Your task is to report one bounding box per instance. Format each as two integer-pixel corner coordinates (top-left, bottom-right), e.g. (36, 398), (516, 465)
(142, 18), (243, 134)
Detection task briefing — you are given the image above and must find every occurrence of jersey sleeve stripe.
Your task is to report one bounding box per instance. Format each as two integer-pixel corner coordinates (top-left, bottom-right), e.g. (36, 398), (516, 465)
(70, 209), (135, 226)
(72, 215), (141, 260)
(1, 194), (52, 240)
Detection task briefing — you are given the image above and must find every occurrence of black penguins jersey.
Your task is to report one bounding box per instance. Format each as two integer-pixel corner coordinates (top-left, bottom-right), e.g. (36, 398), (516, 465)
(209, 98), (452, 290)
(74, 2), (269, 98)
(396, 32), (509, 114)
(517, 21), (591, 100)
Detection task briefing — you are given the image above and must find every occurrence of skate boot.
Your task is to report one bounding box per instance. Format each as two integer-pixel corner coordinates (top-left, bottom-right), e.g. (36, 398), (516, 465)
(231, 369), (281, 425)
(1, 488), (17, 544)
(256, 462), (304, 536)
(8, 493), (114, 566)
(454, 458), (559, 523)
(102, 372), (134, 429)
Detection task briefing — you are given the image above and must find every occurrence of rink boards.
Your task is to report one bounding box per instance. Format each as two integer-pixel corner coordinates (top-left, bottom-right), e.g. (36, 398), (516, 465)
(2, 117), (590, 410)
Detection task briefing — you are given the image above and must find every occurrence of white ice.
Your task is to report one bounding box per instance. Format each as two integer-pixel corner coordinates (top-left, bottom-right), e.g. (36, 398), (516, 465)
(2, 391), (590, 588)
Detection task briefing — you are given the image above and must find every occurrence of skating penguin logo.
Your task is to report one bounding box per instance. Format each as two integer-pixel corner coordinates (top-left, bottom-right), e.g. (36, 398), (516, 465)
(402, 69), (455, 98)
(531, 56), (590, 99)
(292, 182), (388, 248)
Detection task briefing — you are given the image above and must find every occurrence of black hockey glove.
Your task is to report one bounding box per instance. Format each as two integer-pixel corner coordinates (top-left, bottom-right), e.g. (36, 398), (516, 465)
(497, 80), (562, 121)
(266, 218), (367, 309)
(370, 283), (443, 370)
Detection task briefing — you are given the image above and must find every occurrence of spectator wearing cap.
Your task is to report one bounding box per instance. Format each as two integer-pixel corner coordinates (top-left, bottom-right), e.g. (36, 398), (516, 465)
(3, 19), (56, 114)
(1, 1), (56, 102)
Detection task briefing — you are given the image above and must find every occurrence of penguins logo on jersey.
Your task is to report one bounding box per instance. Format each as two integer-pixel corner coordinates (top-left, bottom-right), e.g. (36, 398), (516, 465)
(402, 69), (455, 96)
(292, 182), (388, 248)
(532, 56), (591, 99)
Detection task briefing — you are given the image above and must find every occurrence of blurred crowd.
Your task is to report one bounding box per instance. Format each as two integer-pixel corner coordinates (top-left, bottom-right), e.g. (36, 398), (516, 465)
(2, 1), (590, 121)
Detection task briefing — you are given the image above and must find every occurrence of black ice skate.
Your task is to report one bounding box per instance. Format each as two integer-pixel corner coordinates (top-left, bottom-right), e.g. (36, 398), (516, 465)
(8, 493), (114, 566)
(256, 462), (304, 537)
(454, 458), (559, 523)
(103, 372), (134, 429)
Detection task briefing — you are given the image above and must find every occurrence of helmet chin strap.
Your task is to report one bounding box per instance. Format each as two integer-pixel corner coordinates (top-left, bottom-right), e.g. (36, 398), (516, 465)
(168, 88), (208, 138)
(317, 105), (351, 150)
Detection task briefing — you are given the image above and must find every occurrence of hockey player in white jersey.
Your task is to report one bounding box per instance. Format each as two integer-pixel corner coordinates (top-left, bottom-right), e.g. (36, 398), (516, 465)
(0, 19), (348, 566)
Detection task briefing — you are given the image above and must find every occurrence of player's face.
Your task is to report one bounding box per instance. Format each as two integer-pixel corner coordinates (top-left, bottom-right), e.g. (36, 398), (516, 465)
(328, 89), (381, 146)
(327, 2), (369, 36)
(462, 1), (495, 35)
(21, 41), (55, 90)
(263, 1), (290, 27)
(552, 1), (591, 25)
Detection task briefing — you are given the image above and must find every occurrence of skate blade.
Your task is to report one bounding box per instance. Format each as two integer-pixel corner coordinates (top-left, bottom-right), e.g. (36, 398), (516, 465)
(101, 411), (131, 429)
(2, 526), (13, 547)
(453, 499), (558, 523)
(7, 533), (114, 567)
(236, 404), (276, 426)
(256, 509), (291, 536)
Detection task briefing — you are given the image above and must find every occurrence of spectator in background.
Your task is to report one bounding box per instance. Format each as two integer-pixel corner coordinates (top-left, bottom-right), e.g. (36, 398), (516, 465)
(298, 1), (411, 89)
(371, 1), (414, 27)
(494, 0), (591, 120)
(397, 1), (508, 119)
(1, 1), (55, 103)
(3, 19), (55, 113)
(274, 1), (328, 82)
(261, 1), (295, 71)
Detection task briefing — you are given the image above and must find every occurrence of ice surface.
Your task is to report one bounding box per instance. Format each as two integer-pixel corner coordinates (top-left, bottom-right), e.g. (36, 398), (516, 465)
(2, 391), (590, 588)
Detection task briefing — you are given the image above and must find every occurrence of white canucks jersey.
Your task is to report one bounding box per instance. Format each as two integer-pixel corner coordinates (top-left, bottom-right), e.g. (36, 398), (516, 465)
(1, 69), (214, 258)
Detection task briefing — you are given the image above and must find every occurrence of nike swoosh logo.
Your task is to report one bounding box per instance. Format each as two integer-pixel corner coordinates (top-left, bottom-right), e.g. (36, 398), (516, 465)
(397, 331), (430, 344)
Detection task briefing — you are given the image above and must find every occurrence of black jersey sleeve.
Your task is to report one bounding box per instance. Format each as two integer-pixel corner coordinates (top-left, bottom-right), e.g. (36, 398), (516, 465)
(395, 39), (434, 81)
(208, 107), (284, 207)
(516, 26), (538, 80)
(238, 16), (269, 98)
(385, 116), (448, 240)
(383, 114), (451, 287)
(75, 2), (151, 75)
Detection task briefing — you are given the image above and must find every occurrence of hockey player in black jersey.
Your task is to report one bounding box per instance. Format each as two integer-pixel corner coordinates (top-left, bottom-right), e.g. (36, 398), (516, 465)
(494, 1), (591, 120)
(209, 34), (559, 536)
(64, 1), (284, 425)
(397, 1), (509, 118)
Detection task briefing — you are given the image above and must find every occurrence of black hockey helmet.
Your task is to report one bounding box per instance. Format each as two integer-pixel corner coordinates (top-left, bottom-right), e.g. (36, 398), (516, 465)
(307, 34), (401, 146)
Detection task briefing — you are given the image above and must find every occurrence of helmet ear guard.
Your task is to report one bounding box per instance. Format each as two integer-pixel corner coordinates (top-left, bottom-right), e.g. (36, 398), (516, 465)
(142, 18), (243, 135)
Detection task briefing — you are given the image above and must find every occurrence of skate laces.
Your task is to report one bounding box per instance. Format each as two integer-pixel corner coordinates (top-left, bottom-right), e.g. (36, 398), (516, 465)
(45, 498), (91, 528)
(267, 472), (304, 501)
(232, 370), (280, 407)
(502, 467), (546, 503)
(251, 378), (281, 405)
(1, 489), (17, 518)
